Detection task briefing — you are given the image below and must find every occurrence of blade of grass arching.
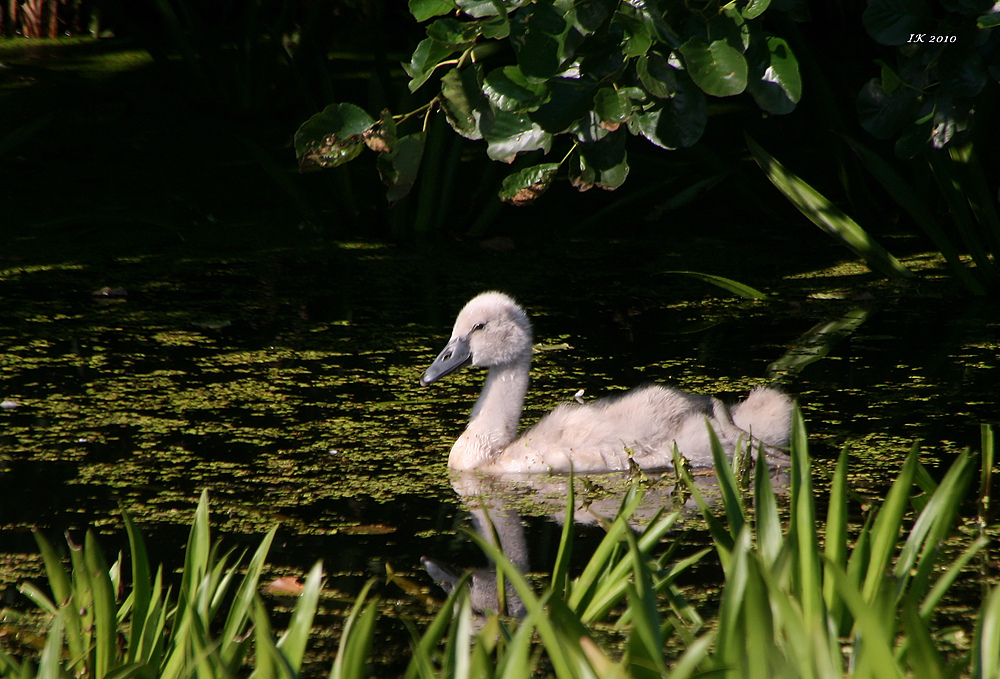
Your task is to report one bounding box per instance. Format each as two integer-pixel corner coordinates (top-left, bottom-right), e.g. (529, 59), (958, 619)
(862, 447), (918, 604)
(841, 135), (985, 295)
(660, 271), (769, 299)
(666, 631), (715, 679)
(177, 490), (212, 624)
(551, 470), (577, 598)
(787, 408), (822, 623)
(677, 453), (735, 567)
(29, 530), (86, 668)
(825, 561), (905, 679)
(894, 448), (974, 602)
(496, 614), (537, 679)
(275, 561), (324, 674)
(709, 422), (746, 540)
(980, 424), (995, 527)
(403, 572), (464, 679)
(567, 490), (643, 613)
(469, 534), (586, 679)
(84, 532), (119, 679)
(252, 597), (296, 679)
(622, 525), (667, 679)
(37, 610), (65, 679)
(927, 149), (1000, 285)
(746, 134), (913, 280)
(971, 585), (1000, 679)
(753, 454), (782, 568)
(221, 526), (278, 668)
(919, 536), (988, 620)
(122, 510), (152, 665)
(898, 601), (947, 678)
(743, 555), (777, 679)
(443, 593), (474, 679)
(823, 446), (850, 630)
(714, 529), (752, 665)
(134, 567), (168, 667)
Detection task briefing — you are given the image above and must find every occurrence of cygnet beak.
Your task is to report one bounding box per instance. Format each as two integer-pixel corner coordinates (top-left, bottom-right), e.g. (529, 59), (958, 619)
(420, 336), (472, 386)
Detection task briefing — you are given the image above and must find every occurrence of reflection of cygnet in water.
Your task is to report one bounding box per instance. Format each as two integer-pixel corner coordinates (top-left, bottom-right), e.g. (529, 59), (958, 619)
(422, 506), (528, 618)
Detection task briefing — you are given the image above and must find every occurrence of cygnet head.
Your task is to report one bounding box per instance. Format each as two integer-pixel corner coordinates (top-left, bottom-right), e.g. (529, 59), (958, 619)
(420, 292), (533, 386)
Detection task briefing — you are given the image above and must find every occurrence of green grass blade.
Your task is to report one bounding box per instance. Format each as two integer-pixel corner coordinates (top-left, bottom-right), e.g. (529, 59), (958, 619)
(37, 610), (65, 679)
(708, 422), (746, 540)
(122, 510), (152, 665)
(894, 448), (974, 601)
(747, 134), (913, 280)
(841, 134), (985, 294)
(919, 536), (988, 619)
(221, 526), (278, 668)
(788, 408), (822, 622)
(550, 471), (576, 598)
(971, 585), (1000, 679)
(276, 560), (324, 674)
(177, 490), (212, 624)
(862, 446), (918, 603)
(660, 270), (769, 299)
(753, 454), (782, 567)
(85, 531), (119, 679)
(823, 445), (850, 631)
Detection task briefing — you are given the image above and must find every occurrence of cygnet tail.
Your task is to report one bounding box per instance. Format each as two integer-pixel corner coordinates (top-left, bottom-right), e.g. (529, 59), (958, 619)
(730, 387), (794, 448)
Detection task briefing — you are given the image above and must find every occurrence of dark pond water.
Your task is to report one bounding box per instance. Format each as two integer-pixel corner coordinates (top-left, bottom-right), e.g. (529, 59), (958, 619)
(1, 230), (997, 673)
(1, 37), (998, 675)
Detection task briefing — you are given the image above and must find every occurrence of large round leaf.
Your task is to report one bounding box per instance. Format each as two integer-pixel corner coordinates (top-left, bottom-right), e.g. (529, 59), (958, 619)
(633, 75), (707, 149)
(637, 52), (677, 99)
(679, 38), (748, 97)
(746, 36), (801, 114)
(499, 162), (560, 205)
(481, 109), (553, 162)
(857, 78), (920, 139)
(440, 67), (487, 140)
(512, 2), (569, 81)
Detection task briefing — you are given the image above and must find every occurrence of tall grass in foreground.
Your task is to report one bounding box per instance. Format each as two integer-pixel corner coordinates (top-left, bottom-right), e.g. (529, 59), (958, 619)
(1, 413), (997, 678)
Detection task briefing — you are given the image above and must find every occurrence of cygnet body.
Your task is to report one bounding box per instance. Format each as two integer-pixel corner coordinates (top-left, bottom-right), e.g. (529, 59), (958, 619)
(420, 292), (793, 474)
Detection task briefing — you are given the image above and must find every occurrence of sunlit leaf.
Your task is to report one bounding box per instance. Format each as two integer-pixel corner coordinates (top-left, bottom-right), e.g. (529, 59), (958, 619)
(440, 66), (486, 140)
(294, 103), (377, 171)
(481, 109), (552, 162)
(409, 0), (456, 22)
(746, 134), (914, 279)
(678, 38), (747, 97)
(483, 65), (551, 112)
(746, 36), (801, 114)
(633, 75), (707, 149)
(660, 270), (767, 299)
(499, 163), (560, 205)
(406, 37), (457, 92)
(636, 52), (676, 99)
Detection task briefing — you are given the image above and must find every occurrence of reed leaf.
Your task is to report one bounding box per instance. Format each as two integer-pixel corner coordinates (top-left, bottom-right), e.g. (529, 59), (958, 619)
(862, 446), (918, 603)
(823, 446), (850, 632)
(747, 134), (913, 280)
(971, 585), (1000, 679)
(85, 531), (119, 679)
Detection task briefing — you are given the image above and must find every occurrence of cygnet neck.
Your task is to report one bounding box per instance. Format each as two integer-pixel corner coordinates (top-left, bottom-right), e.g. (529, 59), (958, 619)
(466, 354), (531, 451)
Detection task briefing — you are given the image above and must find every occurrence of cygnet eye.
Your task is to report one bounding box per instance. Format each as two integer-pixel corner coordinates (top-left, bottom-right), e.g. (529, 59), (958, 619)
(472, 322), (486, 331)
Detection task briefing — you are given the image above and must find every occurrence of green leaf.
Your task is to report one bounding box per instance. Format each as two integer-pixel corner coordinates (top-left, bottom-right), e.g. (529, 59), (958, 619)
(746, 36), (801, 114)
(85, 532), (118, 679)
(615, 10), (652, 57)
(406, 37), (457, 92)
(593, 87), (631, 126)
(426, 17), (480, 46)
(457, 0), (527, 18)
(295, 103), (377, 171)
(633, 75), (707, 150)
(571, 130), (629, 191)
(409, 0), (456, 22)
(499, 163), (560, 205)
(660, 270), (767, 299)
(377, 132), (427, 205)
(746, 134), (914, 280)
(742, 0), (771, 19)
(978, 12), (1000, 28)
(679, 38), (748, 97)
(511, 2), (569, 80)
(636, 52), (676, 99)
(440, 67), (486, 140)
(483, 65), (551, 112)
(863, 0), (932, 46)
(857, 78), (921, 140)
(481, 109), (552, 162)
